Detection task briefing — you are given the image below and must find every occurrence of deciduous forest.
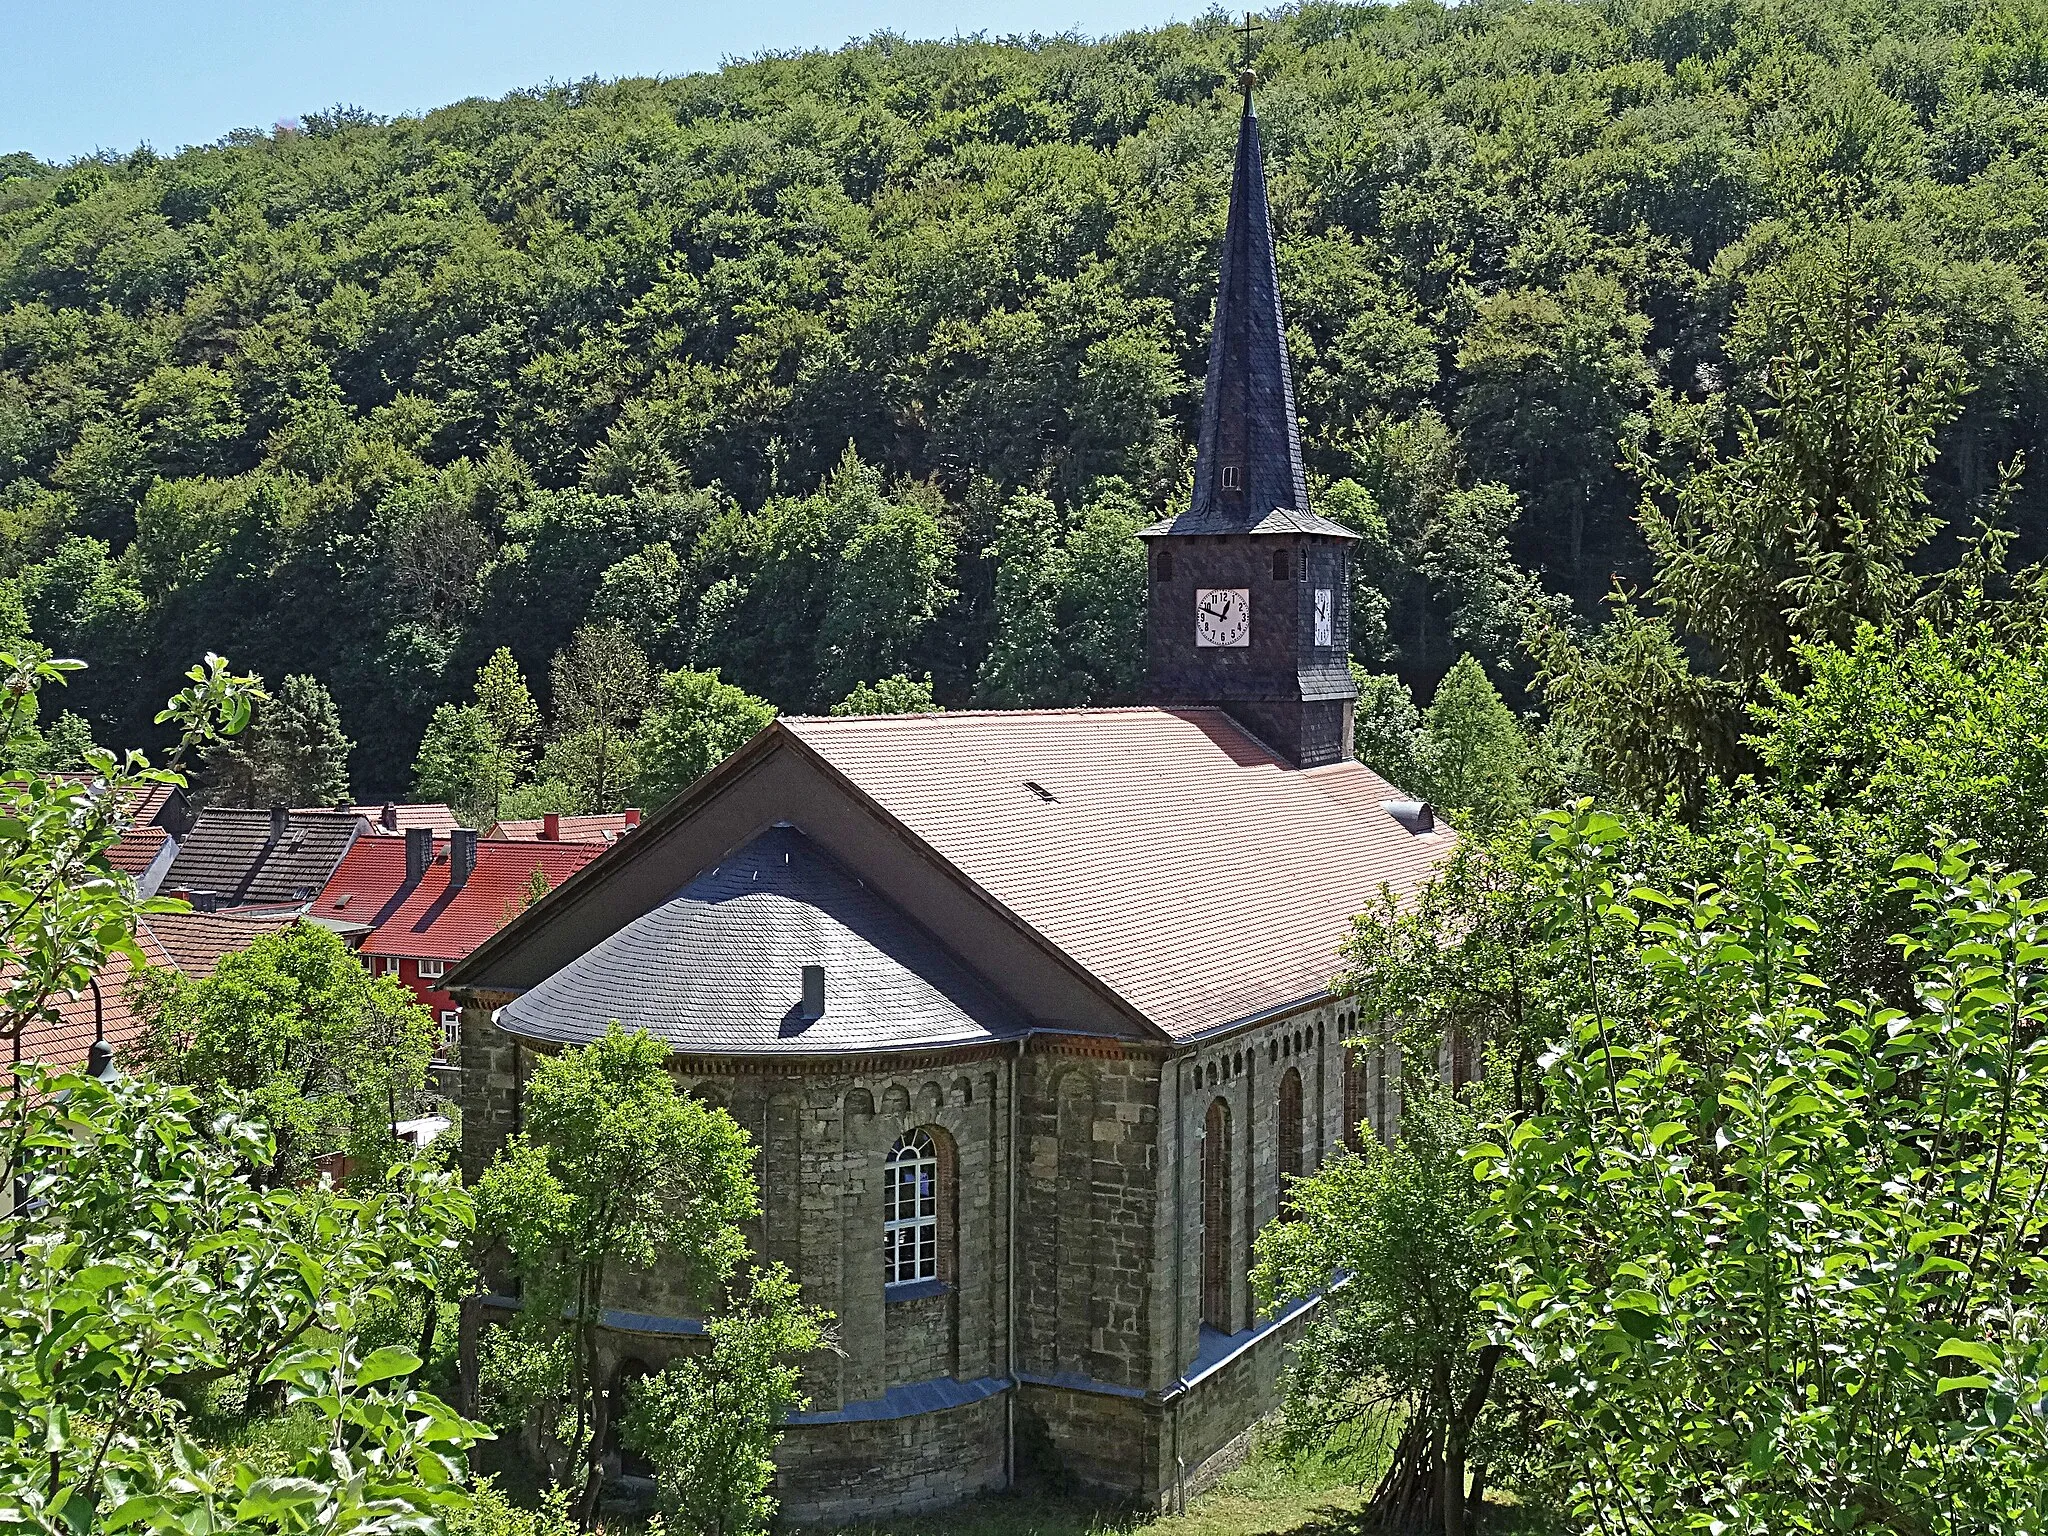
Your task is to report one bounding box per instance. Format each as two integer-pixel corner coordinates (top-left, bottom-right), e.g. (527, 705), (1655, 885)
(4, 0), (2042, 795)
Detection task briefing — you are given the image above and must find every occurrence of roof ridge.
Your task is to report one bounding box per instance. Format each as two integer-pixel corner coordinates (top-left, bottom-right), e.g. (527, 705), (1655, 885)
(782, 705), (1236, 723)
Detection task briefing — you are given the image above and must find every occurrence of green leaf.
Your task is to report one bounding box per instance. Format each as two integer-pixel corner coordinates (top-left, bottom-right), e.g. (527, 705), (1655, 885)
(354, 1345), (422, 1386)
(1934, 1338), (2001, 1369)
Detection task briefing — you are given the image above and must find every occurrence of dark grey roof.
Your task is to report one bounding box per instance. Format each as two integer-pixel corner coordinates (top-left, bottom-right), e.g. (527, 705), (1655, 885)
(498, 824), (1024, 1056)
(1153, 88), (1354, 543)
(161, 808), (364, 907)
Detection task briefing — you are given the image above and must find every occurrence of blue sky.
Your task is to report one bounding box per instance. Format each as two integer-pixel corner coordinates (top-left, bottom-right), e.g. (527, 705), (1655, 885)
(4, 0), (1192, 163)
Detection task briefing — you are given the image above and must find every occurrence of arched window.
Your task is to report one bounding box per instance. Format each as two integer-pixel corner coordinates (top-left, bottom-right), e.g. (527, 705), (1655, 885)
(1278, 1067), (1303, 1214)
(1342, 1041), (1365, 1155)
(1201, 1098), (1232, 1330)
(884, 1130), (939, 1285)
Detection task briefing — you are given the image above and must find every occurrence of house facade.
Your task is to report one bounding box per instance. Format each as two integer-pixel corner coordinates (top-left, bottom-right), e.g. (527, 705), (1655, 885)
(314, 828), (603, 1058)
(447, 83), (1449, 1522)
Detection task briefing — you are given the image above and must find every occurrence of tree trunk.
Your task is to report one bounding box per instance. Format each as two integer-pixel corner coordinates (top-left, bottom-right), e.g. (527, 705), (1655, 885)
(416, 1287), (439, 1370)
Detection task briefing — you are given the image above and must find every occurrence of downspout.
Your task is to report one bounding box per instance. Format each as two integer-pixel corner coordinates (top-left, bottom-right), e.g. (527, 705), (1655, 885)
(1170, 1047), (1186, 1515)
(1006, 1035), (1023, 1488)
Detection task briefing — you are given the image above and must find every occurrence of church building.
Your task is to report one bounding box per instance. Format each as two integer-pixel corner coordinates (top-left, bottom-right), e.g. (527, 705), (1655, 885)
(448, 77), (1452, 1522)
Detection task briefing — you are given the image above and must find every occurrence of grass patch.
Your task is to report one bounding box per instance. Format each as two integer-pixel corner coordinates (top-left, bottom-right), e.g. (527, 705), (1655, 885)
(801, 1428), (1382, 1536)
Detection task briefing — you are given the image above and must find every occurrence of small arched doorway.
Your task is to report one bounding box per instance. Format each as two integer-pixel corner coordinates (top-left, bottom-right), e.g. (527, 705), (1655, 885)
(1201, 1097), (1232, 1330)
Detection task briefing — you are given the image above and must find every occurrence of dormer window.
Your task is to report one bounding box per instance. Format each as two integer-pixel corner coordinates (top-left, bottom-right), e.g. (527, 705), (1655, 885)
(1221, 465), (1242, 491)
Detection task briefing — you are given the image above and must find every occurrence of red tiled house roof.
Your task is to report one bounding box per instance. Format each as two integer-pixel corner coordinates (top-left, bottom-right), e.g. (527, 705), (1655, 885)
(339, 803), (465, 837)
(320, 837), (605, 962)
(105, 824), (169, 875)
(487, 813), (640, 844)
(16, 909), (300, 1073)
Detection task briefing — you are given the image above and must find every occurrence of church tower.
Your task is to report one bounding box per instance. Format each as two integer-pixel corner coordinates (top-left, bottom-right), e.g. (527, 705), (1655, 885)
(1141, 71), (1358, 768)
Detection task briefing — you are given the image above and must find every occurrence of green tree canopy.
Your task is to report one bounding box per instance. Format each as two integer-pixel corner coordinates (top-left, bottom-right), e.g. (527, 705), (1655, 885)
(135, 921), (436, 1186)
(474, 1026), (759, 1525)
(831, 673), (940, 715)
(413, 701), (516, 827)
(633, 667), (776, 806)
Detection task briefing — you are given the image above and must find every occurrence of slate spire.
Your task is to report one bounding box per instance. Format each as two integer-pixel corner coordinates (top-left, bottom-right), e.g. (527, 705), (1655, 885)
(1186, 78), (1312, 533)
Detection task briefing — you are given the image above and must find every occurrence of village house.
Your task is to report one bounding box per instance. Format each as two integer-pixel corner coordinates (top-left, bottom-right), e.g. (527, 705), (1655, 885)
(160, 805), (367, 912)
(21, 908), (299, 1074)
(314, 828), (604, 1059)
(447, 82), (1451, 1522)
(487, 810), (643, 844)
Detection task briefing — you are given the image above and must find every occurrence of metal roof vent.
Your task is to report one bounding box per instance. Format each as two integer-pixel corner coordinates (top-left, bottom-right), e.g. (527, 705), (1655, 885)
(799, 965), (825, 1020)
(1383, 800), (1436, 835)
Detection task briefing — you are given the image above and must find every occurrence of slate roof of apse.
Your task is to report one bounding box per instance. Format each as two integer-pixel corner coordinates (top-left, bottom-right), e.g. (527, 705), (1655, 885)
(161, 809), (367, 907)
(487, 814), (640, 844)
(499, 824), (1024, 1055)
(329, 837), (606, 962)
(1149, 90), (1353, 547)
(779, 707), (1452, 1041)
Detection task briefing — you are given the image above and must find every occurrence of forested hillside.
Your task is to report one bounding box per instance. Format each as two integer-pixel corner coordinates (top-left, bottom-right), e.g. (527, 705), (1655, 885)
(1, 0), (2044, 794)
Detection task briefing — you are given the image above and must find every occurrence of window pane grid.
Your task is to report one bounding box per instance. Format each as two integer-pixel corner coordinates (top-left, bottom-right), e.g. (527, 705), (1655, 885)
(883, 1130), (939, 1285)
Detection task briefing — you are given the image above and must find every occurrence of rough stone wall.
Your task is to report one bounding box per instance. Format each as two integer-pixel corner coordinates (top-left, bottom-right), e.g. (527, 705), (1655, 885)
(456, 1004), (522, 1187)
(1014, 1045), (1163, 1391)
(650, 1055), (1012, 1414)
(775, 1395), (1007, 1523)
(1158, 1002), (1389, 1375)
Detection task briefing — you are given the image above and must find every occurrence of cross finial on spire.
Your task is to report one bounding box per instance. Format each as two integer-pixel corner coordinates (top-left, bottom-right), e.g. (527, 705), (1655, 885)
(1237, 10), (1263, 97)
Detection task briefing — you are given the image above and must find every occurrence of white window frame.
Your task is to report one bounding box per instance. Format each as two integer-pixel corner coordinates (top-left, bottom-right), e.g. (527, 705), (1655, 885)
(883, 1130), (938, 1286)
(439, 1010), (461, 1058)
(418, 958), (446, 979)
(378, 956), (402, 976)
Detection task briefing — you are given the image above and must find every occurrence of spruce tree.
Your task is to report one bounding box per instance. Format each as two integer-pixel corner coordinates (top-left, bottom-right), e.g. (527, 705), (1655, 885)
(254, 674), (354, 808)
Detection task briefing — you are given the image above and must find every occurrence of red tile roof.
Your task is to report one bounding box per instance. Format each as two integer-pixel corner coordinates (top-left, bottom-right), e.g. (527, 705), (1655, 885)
(339, 803), (465, 837)
(487, 813), (640, 844)
(138, 910), (300, 977)
(15, 931), (174, 1074)
(779, 707), (1455, 1040)
(106, 824), (170, 875)
(322, 838), (606, 961)
(15, 910), (301, 1074)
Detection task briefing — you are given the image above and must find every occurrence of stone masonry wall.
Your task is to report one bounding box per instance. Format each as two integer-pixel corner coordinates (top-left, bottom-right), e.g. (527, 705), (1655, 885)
(774, 1394), (1007, 1523)
(1014, 1045), (1163, 1393)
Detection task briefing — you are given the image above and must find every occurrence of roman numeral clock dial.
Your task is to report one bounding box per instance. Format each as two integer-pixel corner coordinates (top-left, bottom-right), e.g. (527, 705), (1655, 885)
(1195, 588), (1250, 647)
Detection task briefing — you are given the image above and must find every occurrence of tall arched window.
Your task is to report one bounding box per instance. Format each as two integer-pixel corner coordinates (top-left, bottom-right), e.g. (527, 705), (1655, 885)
(884, 1129), (939, 1285)
(1278, 1067), (1303, 1214)
(1342, 1036), (1365, 1154)
(1201, 1098), (1232, 1330)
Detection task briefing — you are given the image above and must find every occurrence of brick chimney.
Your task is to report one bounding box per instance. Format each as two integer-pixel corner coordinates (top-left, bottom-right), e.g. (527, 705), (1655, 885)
(450, 828), (477, 889)
(268, 805), (288, 843)
(624, 809), (641, 829)
(405, 826), (432, 882)
(541, 812), (560, 840)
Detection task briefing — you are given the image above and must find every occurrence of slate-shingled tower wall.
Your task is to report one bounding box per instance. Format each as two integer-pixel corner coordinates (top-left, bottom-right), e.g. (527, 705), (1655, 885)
(1140, 81), (1360, 769)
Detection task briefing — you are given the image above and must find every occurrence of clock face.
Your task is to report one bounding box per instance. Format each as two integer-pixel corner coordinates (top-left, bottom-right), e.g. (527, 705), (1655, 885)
(1313, 588), (1333, 647)
(1195, 588), (1251, 647)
